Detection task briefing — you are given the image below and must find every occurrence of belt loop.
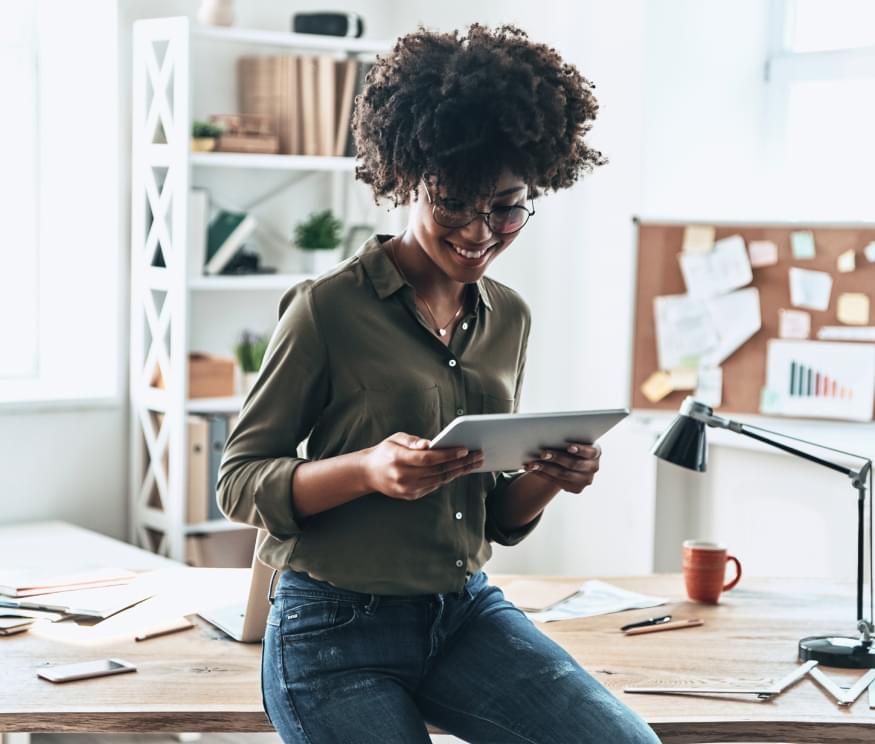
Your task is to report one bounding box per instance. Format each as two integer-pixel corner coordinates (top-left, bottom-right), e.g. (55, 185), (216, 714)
(267, 568), (279, 605)
(364, 594), (380, 615)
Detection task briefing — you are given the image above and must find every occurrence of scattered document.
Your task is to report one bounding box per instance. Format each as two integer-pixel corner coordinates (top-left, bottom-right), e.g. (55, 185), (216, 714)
(682, 225), (715, 255)
(748, 240), (778, 268)
(837, 293), (870, 325)
(762, 339), (875, 421)
(0, 583), (154, 619)
(791, 230), (816, 260)
(501, 579), (583, 612)
(837, 249), (856, 273)
(654, 288), (761, 370)
(526, 580), (667, 623)
(694, 366), (723, 407)
(789, 267), (832, 311)
(668, 368), (698, 391)
(678, 234), (752, 299)
(865, 241), (875, 263)
(817, 326), (875, 342)
(0, 568), (137, 598)
(778, 308), (811, 339)
(641, 370), (674, 403)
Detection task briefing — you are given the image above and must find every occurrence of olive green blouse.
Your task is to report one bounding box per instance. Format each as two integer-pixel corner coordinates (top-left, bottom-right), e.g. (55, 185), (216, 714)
(216, 234), (540, 595)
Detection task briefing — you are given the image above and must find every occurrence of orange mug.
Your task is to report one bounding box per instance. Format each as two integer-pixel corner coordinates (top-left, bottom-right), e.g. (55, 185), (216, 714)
(682, 540), (742, 604)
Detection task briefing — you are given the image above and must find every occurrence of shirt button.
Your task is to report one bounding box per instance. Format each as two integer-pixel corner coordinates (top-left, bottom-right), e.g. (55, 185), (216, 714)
(456, 408), (464, 416)
(455, 512), (463, 520)
(461, 322), (469, 330)
(455, 559), (464, 568)
(448, 359), (457, 368)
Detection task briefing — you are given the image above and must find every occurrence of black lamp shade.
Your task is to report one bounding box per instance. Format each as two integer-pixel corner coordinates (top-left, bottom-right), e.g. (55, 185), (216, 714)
(651, 414), (708, 472)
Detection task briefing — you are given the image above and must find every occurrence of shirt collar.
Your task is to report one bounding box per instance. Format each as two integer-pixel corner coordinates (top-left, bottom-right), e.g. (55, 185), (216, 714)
(357, 234), (493, 311)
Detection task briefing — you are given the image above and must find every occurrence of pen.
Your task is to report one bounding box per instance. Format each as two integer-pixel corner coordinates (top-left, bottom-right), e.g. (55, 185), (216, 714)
(620, 614), (672, 632)
(135, 617), (194, 642)
(623, 618), (703, 636)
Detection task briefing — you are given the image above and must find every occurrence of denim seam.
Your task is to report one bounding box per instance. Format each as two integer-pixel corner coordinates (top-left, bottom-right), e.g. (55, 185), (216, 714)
(418, 693), (539, 744)
(275, 614), (315, 744)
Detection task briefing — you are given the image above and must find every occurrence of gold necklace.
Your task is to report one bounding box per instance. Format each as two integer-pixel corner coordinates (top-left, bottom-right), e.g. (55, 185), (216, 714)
(390, 237), (466, 337)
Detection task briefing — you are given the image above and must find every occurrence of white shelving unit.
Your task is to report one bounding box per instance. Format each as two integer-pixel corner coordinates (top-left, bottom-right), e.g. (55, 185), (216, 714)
(129, 16), (391, 561)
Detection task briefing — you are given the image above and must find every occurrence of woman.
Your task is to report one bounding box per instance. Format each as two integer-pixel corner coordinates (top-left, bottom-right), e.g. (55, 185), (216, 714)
(217, 23), (660, 744)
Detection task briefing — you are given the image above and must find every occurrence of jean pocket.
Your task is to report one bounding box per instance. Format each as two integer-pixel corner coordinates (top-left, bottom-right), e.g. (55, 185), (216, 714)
(280, 598), (359, 640)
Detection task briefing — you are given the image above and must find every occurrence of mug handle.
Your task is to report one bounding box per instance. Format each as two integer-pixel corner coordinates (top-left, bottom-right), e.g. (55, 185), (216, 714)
(723, 555), (742, 591)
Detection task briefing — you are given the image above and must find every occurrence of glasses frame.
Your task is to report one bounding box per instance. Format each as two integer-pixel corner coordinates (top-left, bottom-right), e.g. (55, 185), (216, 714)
(420, 178), (535, 235)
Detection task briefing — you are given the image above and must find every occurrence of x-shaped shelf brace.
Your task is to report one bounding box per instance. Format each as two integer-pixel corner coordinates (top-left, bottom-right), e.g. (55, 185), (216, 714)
(626, 661), (875, 707)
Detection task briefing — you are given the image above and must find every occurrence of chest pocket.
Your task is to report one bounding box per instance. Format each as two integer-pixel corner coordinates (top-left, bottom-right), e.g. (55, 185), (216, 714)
(365, 384), (442, 441)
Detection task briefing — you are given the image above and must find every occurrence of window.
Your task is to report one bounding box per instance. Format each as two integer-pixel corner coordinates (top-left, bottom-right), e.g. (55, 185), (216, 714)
(766, 0), (875, 218)
(0, 1), (120, 406)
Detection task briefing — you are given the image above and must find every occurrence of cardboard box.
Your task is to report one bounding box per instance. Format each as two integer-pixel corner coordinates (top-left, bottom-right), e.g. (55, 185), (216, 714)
(152, 353), (236, 398)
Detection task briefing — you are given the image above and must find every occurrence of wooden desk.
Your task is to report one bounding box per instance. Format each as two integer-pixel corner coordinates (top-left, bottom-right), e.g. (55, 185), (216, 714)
(2, 522), (874, 742)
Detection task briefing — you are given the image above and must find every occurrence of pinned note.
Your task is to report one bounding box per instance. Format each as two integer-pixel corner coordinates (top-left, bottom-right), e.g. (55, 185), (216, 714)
(778, 308), (811, 339)
(669, 368), (698, 391)
(695, 367), (723, 408)
(837, 249), (856, 273)
(789, 267), (832, 311)
(682, 225), (716, 255)
(748, 240), (778, 268)
(865, 241), (875, 263)
(791, 231), (816, 260)
(641, 371), (673, 403)
(837, 293), (870, 325)
(678, 234), (752, 299)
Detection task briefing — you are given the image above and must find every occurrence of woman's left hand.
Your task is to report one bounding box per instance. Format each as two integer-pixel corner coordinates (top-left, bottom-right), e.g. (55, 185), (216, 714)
(523, 442), (601, 493)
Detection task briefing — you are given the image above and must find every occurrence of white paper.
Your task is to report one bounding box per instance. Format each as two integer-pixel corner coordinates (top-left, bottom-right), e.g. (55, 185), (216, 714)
(763, 339), (875, 421)
(678, 234), (752, 299)
(778, 309), (811, 339)
(695, 366), (723, 407)
(748, 240), (778, 268)
(654, 288), (761, 370)
(789, 267), (833, 311)
(525, 580), (667, 623)
(817, 326), (875, 342)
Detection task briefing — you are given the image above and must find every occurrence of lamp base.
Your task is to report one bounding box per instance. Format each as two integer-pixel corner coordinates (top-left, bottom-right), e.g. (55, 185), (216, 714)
(799, 635), (875, 668)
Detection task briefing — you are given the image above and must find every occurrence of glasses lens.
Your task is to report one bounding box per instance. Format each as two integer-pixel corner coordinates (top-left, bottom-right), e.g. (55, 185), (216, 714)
(488, 206), (530, 234)
(433, 203), (476, 229)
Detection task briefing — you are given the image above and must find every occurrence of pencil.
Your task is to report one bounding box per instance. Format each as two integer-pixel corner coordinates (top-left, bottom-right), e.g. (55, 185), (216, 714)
(135, 617), (194, 641)
(623, 618), (703, 636)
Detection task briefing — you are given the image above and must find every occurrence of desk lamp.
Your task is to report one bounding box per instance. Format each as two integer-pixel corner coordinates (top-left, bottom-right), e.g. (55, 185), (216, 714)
(652, 396), (874, 668)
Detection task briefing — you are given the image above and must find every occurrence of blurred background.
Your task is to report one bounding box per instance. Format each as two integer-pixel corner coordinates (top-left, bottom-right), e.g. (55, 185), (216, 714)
(2, 0), (874, 591)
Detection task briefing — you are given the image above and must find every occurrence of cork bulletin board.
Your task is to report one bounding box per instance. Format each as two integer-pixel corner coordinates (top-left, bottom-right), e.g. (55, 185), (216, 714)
(631, 220), (875, 416)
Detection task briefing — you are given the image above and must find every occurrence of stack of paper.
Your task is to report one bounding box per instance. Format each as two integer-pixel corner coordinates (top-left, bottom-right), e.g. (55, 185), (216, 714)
(0, 568), (136, 598)
(0, 582), (154, 620)
(523, 580), (667, 623)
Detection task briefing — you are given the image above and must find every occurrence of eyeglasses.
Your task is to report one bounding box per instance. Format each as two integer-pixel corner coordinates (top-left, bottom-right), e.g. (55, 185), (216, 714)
(421, 178), (535, 235)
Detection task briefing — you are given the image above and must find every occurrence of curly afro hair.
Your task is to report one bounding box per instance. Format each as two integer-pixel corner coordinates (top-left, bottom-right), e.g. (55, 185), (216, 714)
(352, 23), (606, 206)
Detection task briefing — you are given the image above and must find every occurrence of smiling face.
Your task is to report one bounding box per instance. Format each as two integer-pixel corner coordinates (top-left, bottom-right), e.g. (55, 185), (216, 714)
(409, 170), (530, 283)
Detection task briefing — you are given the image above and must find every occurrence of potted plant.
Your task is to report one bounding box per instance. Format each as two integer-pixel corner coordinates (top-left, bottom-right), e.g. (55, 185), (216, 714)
(234, 330), (269, 394)
(191, 120), (224, 152)
(293, 209), (344, 274)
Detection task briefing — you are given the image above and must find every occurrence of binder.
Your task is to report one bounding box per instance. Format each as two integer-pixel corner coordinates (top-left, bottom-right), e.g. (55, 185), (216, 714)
(334, 59), (357, 156)
(316, 55), (336, 156)
(186, 415), (210, 524)
(206, 414), (230, 521)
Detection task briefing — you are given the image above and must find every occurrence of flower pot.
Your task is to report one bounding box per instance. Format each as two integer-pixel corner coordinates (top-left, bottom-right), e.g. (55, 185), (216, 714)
(191, 137), (216, 152)
(298, 247), (343, 275)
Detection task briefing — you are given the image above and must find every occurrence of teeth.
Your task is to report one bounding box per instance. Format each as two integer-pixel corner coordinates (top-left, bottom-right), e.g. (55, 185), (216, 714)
(452, 244), (488, 259)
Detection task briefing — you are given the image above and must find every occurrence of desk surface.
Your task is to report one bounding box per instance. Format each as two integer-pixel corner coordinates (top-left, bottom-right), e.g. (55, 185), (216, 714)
(2, 522), (874, 743)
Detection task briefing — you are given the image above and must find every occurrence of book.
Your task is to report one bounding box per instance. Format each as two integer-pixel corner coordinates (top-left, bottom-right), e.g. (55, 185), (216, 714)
(0, 568), (137, 598)
(334, 59), (357, 156)
(316, 55), (336, 156)
(204, 210), (257, 275)
(299, 56), (319, 156)
(187, 415), (210, 524)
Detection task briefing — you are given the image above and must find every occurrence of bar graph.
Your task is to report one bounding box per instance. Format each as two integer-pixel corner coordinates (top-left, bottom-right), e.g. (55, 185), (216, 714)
(788, 361), (853, 399)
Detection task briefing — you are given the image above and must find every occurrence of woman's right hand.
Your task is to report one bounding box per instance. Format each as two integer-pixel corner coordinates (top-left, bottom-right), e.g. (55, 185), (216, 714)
(362, 432), (484, 501)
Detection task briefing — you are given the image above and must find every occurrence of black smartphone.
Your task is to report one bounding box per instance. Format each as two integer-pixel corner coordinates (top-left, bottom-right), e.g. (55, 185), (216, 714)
(37, 658), (137, 683)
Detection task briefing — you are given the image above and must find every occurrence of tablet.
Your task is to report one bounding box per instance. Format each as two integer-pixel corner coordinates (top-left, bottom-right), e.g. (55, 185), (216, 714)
(428, 408), (629, 473)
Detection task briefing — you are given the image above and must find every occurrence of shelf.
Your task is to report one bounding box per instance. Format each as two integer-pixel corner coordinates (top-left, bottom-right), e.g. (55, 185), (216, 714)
(191, 151), (357, 171)
(189, 273), (314, 291)
(191, 24), (392, 54)
(185, 519), (254, 535)
(187, 396), (245, 414)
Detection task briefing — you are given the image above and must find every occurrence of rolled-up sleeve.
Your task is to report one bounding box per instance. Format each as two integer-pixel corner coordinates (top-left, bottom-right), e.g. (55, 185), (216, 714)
(484, 309), (542, 546)
(216, 281), (329, 540)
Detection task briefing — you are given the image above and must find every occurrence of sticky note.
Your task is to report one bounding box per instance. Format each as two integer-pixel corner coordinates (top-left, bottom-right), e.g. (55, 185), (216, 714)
(682, 225), (716, 255)
(641, 371), (673, 403)
(791, 231), (816, 260)
(695, 367), (722, 407)
(837, 249), (856, 273)
(778, 308), (811, 339)
(748, 240), (778, 268)
(837, 293), (870, 325)
(865, 241), (875, 263)
(669, 367), (698, 391)
(760, 388), (780, 414)
(789, 267), (832, 311)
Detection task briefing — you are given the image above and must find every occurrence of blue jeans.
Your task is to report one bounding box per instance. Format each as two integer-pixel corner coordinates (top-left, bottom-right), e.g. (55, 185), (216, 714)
(261, 568), (660, 743)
